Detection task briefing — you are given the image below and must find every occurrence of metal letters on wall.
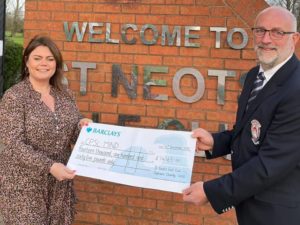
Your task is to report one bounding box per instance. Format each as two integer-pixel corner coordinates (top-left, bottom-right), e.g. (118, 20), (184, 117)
(111, 64), (138, 98)
(173, 68), (205, 103)
(161, 25), (181, 46)
(143, 66), (168, 100)
(64, 22), (249, 49)
(227, 28), (248, 49)
(208, 70), (236, 105)
(72, 62), (96, 95)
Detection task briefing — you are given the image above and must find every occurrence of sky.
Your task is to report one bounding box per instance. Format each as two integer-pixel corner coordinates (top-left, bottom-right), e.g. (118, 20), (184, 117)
(6, 0), (25, 14)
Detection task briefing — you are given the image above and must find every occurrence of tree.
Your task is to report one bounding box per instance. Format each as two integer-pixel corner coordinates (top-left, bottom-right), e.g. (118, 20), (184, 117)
(6, 0), (24, 36)
(266, 0), (300, 31)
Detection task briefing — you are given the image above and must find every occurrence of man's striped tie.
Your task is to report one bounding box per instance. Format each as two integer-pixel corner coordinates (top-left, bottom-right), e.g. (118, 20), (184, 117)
(247, 72), (265, 109)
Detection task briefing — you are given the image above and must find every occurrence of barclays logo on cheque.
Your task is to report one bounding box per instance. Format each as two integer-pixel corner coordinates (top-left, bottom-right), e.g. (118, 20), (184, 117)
(86, 126), (121, 137)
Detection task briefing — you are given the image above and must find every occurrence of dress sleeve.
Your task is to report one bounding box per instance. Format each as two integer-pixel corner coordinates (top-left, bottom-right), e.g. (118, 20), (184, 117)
(66, 88), (84, 144)
(0, 90), (55, 175)
(70, 109), (83, 145)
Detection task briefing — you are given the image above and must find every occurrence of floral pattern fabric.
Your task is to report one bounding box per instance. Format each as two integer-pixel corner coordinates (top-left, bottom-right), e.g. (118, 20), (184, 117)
(0, 79), (82, 225)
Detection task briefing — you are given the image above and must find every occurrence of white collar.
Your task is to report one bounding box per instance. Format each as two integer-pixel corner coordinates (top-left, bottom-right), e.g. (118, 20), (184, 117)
(259, 54), (293, 83)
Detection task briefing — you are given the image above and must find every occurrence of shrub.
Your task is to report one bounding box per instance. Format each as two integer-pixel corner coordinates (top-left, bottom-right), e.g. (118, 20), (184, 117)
(3, 39), (23, 91)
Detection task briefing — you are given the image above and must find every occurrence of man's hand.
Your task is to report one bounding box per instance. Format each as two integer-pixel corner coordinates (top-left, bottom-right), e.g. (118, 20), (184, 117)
(192, 128), (214, 153)
(182, 181), (209, 205)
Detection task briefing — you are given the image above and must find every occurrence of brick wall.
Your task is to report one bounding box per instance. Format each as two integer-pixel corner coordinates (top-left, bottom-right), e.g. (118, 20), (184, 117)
(24, 0), (269, 224)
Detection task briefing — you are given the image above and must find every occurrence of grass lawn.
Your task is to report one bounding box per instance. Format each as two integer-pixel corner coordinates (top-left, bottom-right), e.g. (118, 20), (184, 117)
(5, 31), (24, 45)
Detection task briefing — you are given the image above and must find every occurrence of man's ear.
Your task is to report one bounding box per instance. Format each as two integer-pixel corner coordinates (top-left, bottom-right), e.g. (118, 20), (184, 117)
(292, 32), (300, 45)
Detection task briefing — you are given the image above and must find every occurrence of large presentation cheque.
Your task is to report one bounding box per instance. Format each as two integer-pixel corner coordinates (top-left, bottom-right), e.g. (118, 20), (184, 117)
(67, 123), (196, 193)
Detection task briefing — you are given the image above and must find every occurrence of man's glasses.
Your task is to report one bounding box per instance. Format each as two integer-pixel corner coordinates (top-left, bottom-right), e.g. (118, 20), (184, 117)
(252, 27), (295, 40)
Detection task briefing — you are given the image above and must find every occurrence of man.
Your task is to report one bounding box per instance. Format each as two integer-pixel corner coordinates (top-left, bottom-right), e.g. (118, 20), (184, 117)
(183, 6), (300, 225)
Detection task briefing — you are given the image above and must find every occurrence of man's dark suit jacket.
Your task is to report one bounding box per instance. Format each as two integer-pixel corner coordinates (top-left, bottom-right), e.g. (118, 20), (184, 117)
(203, 54), (300, 225)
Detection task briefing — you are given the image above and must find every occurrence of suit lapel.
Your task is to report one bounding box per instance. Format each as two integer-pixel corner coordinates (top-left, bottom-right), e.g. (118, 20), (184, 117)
(233, 67), (259, 137)
(236, 68), (259, 124)
(233, 54), (299, 139)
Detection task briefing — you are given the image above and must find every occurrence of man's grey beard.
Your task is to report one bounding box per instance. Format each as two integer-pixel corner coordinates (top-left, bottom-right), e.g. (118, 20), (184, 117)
(255, 45), (277, 70)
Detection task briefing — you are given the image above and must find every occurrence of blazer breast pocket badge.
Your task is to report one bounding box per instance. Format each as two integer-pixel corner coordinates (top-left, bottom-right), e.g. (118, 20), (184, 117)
(251, 119), (261, 145)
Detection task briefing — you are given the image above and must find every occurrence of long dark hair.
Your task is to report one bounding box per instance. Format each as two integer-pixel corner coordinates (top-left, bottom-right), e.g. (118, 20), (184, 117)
(21, 35), (65, 91)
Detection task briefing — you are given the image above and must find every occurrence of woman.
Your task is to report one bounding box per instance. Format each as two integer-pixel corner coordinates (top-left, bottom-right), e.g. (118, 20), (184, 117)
(0, 35), (91, 225)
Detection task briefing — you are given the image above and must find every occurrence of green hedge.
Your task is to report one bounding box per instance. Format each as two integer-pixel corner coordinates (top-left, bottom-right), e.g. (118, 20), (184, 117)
(3, 39), (23, 91)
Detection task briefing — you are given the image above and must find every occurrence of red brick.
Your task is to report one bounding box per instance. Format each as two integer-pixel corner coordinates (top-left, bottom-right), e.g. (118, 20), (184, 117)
(143, 189), (173, 200)
(128, 197), (157, 208)
(105, 53), (134, 64)
(204, 216), (237, 225)
(83, 181), (114, 193)
(102, 194), (128, 206)
(242, 49), (257, 60)
(180, 6), (209, 16)
(121, 45), (149, 54)
(227, 18), (248, 27)
(173, 213), (202, 225)
(136, 15), (165, 25)
(77, 52), (104, 62)
(210, 7), (233, 17)
(100, 113), (119, 124)
(85, 202), (113, 213)
(65, 3), (93, 12)
(196, 0), (224, 5)
(225, 59), (256, 70)
(76, 191), (99, 202)
(223, 102), (238, 112)
(93, 44), (120, 53)
(76, 93), (103, 102)
(99, 214), (128, 224)
(77, 101), (89, 111)
(165, 16), (195, 25)
(90, 102), (118, 113)
(151, 5), (179, 14)
(128, 219), (158, 225)
(37, 2), (64, 11)
(75, 211), (98, 223)
(122, 5), (150, 14)
(25, 1), (37, 10)
(109, 14), (136, 23)
(134, 55), (163, 65)
(150, 46), (179, 56)
(79, 13), (107, 21)
(166, 0), (194, 4)
(114, 206), (142, 217)
(64, 42), (91, 51)
(147, 106), (175, 118)
(211, 49), (241, 59)
(114, 185), (143, 197)
(193, 163), (219, 174)
(143, 209), (172, 222)
(219, 165), (233, 175)
(25, 11), (51, 20)
(118, 104), (146, 116)
(163, 56), (193, 66)
(177, 109), (206, 120)
(157, 200), (185, 212)
(52, 12), (79, 21)
(195, 16), (226, 27)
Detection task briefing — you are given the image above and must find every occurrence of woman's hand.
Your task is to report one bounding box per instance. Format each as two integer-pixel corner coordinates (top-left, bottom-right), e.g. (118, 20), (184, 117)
(78, 118), (93, 129)
(50, 163), (76, 181)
